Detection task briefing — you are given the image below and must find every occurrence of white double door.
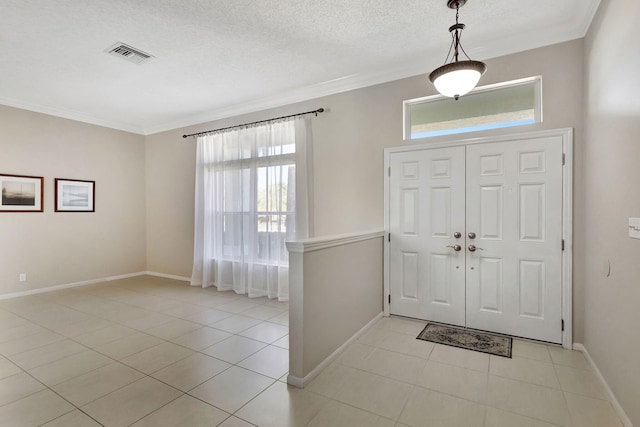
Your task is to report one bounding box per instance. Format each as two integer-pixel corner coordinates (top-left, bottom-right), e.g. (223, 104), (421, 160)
(389, 136), (564, 343)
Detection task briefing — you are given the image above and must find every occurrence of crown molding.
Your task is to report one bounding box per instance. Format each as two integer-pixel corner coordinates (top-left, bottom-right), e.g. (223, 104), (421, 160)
(142, 59), (437, 135)
(0, 96), (146, 135)
(578, 0), (602, 38)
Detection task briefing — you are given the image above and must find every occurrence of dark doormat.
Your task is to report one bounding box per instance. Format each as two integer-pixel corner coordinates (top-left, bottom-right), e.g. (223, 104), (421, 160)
(417, 323), (512, 358)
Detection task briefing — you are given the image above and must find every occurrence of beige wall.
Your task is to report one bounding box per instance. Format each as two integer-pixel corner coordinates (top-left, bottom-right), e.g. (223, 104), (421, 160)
(584, 0), (640, 424)
(287, 234), (384, 382)
(146, 39), (585, 339)
(145, 129), (196, 277)
(301, 237), (383, 376)
(0, 105), (146, 296)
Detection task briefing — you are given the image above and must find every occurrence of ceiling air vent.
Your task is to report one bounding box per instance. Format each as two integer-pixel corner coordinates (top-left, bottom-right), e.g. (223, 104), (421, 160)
(106, 42), (153, 65)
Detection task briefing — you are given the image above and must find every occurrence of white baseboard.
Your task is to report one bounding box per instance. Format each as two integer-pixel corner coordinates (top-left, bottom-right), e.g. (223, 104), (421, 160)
(0, 271), (147, 300)
(0, 271), (196, 300)
(143, 271), (191, 282)
(287, 312), (383, 389)
(286, 373), (304, 389)
(573, 343), (633, 427)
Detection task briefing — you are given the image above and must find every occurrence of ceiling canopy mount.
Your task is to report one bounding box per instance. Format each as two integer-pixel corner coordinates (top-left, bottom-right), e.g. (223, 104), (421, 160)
(447, 0), (467, 9)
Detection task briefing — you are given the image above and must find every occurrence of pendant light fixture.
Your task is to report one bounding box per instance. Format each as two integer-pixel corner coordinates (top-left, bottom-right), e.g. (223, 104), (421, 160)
(429, 0), (487, 100)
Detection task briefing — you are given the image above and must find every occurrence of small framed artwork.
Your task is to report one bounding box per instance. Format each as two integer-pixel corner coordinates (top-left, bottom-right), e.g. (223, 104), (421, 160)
(0, 174), (44, 212)
(55, 178), (95, 212)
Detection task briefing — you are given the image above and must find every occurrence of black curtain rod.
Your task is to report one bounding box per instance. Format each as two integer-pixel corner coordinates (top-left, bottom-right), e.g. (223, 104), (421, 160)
(182, 108), (324, 139)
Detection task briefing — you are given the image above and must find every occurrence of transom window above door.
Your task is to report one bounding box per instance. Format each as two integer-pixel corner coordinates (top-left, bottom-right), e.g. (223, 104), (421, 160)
(404, 76), (542, 140)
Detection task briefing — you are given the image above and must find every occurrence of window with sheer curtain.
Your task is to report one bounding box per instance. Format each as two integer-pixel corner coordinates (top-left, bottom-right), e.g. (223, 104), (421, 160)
(190, 118), (312, 301)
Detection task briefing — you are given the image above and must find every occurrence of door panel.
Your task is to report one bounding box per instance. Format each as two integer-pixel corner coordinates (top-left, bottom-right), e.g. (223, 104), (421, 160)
(465, 137), (563, 343)
(479, 257), (503, 312)
(400, 252), (419, 300)
(519, 260), (545, 318)
(479, 185), (503, 239)
(519, 184), (545, 241)
(389, 148), (466, 326)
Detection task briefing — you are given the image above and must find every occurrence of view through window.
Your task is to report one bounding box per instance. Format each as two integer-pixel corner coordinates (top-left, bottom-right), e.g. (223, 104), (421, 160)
(217, 125), (296, 265)
(405, 77), (542, 140)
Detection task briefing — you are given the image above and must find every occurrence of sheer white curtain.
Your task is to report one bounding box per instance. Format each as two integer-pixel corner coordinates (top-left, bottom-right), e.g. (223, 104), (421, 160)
(191, 118), (312, 301)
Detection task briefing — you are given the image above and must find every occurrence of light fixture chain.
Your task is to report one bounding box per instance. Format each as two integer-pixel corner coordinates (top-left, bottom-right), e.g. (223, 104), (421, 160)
(454, 5), (460, 62)
(455, 3), (471, 60)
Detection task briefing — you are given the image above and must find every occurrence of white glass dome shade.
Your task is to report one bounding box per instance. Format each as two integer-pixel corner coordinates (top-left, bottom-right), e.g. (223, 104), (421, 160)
(429, 60), (487, 99)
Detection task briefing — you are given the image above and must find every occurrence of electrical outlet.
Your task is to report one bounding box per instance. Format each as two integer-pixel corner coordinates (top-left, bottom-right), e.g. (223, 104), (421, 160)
(19, 273), (27, 282)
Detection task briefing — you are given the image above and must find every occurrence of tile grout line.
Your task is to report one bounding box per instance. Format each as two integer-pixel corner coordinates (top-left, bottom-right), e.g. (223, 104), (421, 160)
(337, 327), (583, 427)
(552, 361), (577, 427)
(0, 284), (287, 426)
(483, 355), (492, 427)
(0, 279), (292, 425)
(19, 363), (105, 426)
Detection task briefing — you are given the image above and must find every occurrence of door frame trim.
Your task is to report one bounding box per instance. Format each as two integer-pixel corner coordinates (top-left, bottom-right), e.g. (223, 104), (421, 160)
(383, 128), (573, 349)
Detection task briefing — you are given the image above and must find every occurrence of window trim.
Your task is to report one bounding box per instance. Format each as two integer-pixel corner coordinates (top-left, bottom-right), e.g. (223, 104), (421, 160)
(403, 76), (543, 141)
(207, 153), (295, 170)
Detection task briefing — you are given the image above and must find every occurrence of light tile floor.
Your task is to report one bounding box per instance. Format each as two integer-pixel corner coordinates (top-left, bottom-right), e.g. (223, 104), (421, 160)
(0, 276), (624, 426)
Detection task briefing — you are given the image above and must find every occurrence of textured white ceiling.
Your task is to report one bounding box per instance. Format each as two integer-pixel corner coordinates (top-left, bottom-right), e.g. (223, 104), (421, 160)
(0, 0), (600, 134)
